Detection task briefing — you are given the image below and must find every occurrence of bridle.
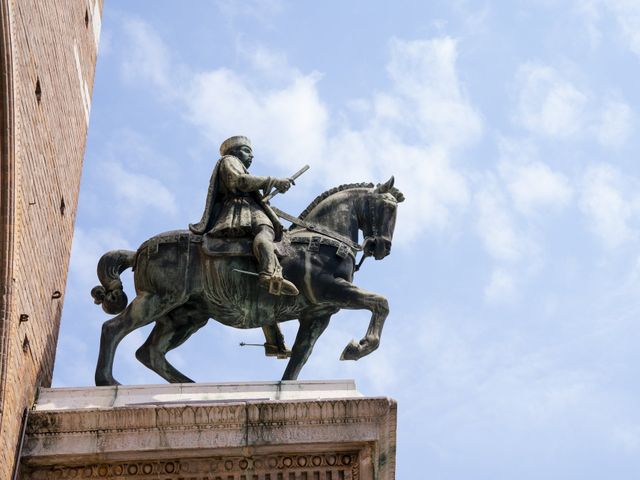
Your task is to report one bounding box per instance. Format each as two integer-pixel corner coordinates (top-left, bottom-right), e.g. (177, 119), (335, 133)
(355, 193), (394, 272)
(273, 190), (393, 273)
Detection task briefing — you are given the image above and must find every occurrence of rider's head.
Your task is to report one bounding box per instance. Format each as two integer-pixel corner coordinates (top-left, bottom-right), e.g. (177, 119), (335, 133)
(220, 136), (253, 168)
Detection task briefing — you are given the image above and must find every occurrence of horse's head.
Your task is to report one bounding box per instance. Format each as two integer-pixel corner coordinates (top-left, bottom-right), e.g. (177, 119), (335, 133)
(362, 176), (405, 260)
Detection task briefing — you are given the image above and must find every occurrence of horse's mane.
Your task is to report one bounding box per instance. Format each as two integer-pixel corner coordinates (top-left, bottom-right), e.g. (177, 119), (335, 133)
(298, 182), (374, 220)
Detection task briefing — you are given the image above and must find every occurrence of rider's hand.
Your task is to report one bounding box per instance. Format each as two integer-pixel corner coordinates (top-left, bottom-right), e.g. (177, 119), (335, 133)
(274, 178), (293, 193)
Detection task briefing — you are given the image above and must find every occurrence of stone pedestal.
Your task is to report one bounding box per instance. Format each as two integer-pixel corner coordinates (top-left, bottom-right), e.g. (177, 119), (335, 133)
(20, 380), (397, 479)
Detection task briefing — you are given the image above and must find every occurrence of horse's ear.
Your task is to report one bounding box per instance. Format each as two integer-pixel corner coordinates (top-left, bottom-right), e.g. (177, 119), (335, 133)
(376, 176), (395, 194)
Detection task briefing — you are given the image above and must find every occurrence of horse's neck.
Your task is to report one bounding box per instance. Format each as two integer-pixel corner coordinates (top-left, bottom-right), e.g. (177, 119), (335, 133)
(302, 191), (364, 242)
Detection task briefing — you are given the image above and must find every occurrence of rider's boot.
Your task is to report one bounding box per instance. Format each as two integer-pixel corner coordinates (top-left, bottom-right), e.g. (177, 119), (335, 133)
(262, 325), (292, 358)
(254, 228), (299, 296)
(258, 264), (299, 296)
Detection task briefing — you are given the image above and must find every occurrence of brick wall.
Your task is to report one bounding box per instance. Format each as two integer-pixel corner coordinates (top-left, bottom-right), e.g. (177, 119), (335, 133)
(0, 1), (102, 478)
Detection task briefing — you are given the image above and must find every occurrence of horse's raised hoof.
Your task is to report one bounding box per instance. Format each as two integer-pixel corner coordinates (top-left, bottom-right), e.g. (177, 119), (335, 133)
(340, 339), (360, 361)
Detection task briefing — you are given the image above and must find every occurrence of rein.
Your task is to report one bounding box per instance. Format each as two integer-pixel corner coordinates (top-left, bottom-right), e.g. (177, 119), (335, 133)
(271, 206), (362, 252)
(356, 198), (379, 272)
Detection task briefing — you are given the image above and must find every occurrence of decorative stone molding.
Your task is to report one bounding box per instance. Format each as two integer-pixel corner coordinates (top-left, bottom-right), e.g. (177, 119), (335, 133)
(21, 382), (396, 480)
(24, 451), (361, 479)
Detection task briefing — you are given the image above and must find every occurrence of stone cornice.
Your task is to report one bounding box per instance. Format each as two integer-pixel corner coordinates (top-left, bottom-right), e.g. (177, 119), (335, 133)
(22, 392), (397, 479)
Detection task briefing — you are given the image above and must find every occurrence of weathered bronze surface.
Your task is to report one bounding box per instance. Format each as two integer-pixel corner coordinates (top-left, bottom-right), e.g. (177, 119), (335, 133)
(91, 137), (404, 385)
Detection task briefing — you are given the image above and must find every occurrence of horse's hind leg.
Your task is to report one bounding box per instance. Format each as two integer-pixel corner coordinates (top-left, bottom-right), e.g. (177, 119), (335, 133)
(95, 292), (180, 386)
(281, 309), (333, 381)
(136, 311), (208, 383)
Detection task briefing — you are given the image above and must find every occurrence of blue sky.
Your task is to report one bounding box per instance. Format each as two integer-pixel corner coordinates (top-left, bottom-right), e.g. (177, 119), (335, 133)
(55, 1), (640, 478)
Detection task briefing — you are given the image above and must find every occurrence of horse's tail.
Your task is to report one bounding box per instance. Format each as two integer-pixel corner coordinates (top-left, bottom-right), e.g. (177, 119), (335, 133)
(90, 250), (136, 315)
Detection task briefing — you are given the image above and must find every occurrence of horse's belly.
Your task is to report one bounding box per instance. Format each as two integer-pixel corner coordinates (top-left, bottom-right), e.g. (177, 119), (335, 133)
(208, 299), (274, 329)
(203, 257), (300, 329)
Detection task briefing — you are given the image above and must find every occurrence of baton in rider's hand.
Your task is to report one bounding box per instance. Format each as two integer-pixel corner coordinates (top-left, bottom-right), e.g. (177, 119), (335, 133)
(263, 165), (310, 202)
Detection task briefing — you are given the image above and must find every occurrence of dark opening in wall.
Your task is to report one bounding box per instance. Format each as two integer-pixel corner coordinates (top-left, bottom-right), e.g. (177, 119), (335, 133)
(85, 9), (89, 28)
(35, 77), (41, 103)
(60, 196), (65, 215)
(22, 335), (29, 353)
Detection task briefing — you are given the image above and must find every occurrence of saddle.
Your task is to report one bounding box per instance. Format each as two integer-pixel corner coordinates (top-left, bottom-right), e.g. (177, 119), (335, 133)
(201, 233), (292, 258)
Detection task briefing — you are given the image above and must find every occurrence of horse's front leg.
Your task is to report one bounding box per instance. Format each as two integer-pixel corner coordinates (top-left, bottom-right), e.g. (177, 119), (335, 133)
(321, 277), (389, 361)
(281, 309), (334, 381)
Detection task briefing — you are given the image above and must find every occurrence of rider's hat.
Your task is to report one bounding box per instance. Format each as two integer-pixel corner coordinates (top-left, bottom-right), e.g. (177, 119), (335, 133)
(220, 136), (252, 156)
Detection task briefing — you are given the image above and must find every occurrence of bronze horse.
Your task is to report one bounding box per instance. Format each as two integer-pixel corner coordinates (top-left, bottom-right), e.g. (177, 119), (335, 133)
(92, 178), (404, 385)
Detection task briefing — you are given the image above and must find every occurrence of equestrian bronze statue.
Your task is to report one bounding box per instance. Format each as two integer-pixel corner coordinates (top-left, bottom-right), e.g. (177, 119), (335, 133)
(91, 136), (405, 385)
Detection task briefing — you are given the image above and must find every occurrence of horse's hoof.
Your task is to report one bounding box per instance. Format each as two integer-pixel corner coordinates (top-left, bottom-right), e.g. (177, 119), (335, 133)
(340, 340), (360, 361)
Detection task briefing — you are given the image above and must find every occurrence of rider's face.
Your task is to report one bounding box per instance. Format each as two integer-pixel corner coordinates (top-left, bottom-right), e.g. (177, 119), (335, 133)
(235, 145), (254, 167)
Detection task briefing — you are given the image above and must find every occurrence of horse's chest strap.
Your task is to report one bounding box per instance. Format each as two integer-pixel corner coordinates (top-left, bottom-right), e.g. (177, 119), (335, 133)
(290, 235), (356, 260)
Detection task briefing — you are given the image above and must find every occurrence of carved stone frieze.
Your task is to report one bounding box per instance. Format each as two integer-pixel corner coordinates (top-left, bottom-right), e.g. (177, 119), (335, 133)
(23, 451), (360, 479)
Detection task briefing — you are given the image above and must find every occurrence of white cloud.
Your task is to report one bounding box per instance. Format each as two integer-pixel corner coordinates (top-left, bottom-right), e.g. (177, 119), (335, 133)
(595, 99), (633, 148)
(607, 0), (640, 57)
(121, 19), (172, 90)
(120, 22), (483, 244)
(514, 63), (588, 138)
(237, 43), (297, 81)
(499, 160), (573, 215)
(573, 0), (603, 48)
(186, 68), (329, 173)
(104, 161), (178, 217)
(512, 62), (632, 149)
(372, 142), (470, 240)
(484, 268), (516, 304)
(475, 180), (522, 262)
(580, 164), (636, 248)
(386, 37), (483, 149)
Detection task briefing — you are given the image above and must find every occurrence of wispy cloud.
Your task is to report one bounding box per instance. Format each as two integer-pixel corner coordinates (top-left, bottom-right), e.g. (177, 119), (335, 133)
(595, 98), (633, 148)
(385, 37), (483, 149)
(580, 164), (638, 249)
(103, 161), (178, 218)
(499, 160), (573, 215)
(121, 18), (173, 91)
(475, 178), (523, 262)
(607, 0), (640, 57)
(514, 63), (588, 138)
(484, 268), (517, 304)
